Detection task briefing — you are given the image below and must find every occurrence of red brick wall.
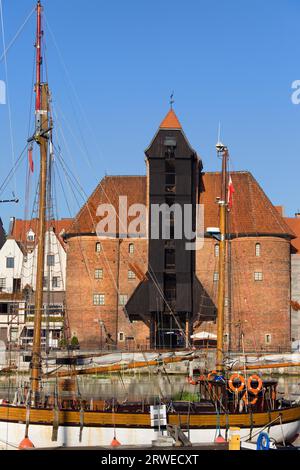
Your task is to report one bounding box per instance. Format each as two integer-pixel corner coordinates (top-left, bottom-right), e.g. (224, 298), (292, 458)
(195, 236), (291, 352)
(66, 234), (291, 352)
(65, 236), (149, 350)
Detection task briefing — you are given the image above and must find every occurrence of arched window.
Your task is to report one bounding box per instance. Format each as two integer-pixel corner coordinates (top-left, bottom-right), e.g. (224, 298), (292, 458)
(96, 242), (101, 253)
(214, 243), (219, 257)
(255, 243), (261, 257)
(129, 243), (134, 254)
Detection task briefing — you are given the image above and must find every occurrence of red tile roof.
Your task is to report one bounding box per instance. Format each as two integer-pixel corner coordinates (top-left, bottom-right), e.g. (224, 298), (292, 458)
(10, 218), (73, 249)
(284, 217), (300, 252)
(159, 109), (182, 129)
(201, 172), (294, 237)
(67, 172), (293, 239)
(67, 176), (147, 235)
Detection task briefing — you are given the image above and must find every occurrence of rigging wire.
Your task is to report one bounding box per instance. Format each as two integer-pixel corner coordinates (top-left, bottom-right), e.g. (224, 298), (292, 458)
(0, 0), (17, 196)
(0, 5), (35, 62)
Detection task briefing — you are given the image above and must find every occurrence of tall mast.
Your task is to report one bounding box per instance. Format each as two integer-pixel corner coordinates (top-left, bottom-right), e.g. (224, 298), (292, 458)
(215, 143), (228, 375)
(30, 0), (50, 404)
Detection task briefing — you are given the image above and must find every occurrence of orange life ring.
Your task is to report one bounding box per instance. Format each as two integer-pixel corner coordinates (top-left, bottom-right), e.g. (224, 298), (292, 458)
(228, 373), (245, 393)
(247, 375), (263, 395)
(242, 393), (258, 406)
(207, 370), (217, 381)
(187, 376), (197, 385)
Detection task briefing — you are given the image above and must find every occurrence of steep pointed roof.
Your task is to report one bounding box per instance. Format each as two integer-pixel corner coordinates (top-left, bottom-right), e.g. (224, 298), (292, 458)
(159, 109), (182, 129)
(66, 172), (294, 239)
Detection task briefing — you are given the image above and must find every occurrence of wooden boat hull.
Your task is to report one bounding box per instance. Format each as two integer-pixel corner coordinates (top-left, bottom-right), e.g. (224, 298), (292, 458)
(0, 404), (300, 449)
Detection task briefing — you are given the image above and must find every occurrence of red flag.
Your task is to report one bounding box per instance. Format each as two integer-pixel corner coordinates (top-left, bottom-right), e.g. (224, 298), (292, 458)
(227, 175), (235, 209)
(28, 146), (34, 173)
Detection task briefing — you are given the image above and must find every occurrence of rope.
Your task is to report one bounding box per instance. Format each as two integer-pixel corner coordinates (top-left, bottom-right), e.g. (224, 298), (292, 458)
(0, 0), (17, 196)
(0, 5), (35, 62)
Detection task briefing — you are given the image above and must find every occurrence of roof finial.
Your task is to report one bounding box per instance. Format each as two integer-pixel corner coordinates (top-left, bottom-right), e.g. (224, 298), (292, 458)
(170, 91), (175, 110)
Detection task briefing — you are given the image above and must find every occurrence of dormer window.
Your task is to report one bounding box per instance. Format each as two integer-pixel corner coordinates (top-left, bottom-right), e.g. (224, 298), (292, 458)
(27, 230), (35, 242)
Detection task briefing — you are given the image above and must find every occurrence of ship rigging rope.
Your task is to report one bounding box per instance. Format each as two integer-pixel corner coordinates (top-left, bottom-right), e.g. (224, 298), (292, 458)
(0, 0), (17, 196)
(53, 134), (184, 349)
(0, 143), (28, 197)
(44, 17), (185, 348)
(0, 5), (35, 63)
(44, 15), (194, 350)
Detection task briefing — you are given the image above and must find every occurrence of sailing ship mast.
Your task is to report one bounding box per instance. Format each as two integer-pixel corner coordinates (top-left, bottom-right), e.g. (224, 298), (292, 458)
(215, 142), (228, 375)
(30, 0), (51, 404)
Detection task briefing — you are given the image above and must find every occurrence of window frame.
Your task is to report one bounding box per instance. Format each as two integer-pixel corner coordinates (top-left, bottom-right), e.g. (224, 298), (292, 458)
(93, 293), (105, 306)
(6, 257), (14, 269)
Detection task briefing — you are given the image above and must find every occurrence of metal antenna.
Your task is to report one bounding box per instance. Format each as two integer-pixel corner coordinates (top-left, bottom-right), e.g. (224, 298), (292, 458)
(170, 91), (175, 109)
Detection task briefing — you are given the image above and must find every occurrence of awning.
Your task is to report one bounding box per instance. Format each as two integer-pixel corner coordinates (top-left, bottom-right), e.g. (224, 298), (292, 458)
(191, 331), (217, 340)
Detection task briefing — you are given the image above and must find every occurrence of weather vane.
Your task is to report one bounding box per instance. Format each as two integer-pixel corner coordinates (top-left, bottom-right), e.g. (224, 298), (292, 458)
(170, 91), (175, 109)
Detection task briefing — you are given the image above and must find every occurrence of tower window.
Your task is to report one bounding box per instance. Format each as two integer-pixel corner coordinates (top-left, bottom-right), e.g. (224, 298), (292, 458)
(129, 243), (134, 254)
(93, 294), (105, 306)
(119, 294), (128, 306)
(213, 272), (219, 282)
(214, 244), (220, 257)
(265, 333), (272, 345)
(95, 268), (103, 279)
(118, 332), (125, 342)
(96, 242), (102, 253)
(255, 243), (261, 257)
(254, 271), (263, 281)
(128, 270), (136, 280)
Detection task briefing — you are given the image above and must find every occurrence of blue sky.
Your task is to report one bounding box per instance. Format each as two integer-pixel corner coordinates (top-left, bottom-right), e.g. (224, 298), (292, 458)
(0, 0), (300, 230)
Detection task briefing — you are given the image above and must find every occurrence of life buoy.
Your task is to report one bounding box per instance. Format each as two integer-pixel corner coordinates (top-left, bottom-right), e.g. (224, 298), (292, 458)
(256, 432), (270, 450)
(242, 392), (258, 406)
(187, 376), (197, 385)
(207, 370), (217, 381)
(247, 375), (263, 395)
(207, 370), (217, 389)
(228, 373), (245, 393)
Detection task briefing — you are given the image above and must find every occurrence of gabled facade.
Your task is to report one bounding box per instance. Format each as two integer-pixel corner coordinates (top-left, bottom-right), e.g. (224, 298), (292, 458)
(65, 109), (294, 353)
(0, 218), (72, 348)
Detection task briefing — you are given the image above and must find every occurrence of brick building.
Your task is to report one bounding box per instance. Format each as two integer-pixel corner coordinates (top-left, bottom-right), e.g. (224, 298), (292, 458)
(65, 109), (294, 352)
(0, 217), (72, 348)
(284, 212), (300, 346)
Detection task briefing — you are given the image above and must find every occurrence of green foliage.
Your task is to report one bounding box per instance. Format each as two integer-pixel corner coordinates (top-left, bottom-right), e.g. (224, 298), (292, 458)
(70, 335), (79, 347)
(172, 391), (199, 402)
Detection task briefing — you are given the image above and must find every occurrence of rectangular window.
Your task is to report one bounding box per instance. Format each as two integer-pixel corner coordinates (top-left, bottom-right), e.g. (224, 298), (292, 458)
(47, 255), (55, 267)
(265, 333), (272, 344)
(118, 332), (125, 342)
(52, 277), (60, 288)
(213, 272), (219, 282)
(93, 294), (105, 306)
(96, 242), (101, 253)
(119, 294), (128, 306)
(254, 271), (263, 281)
(6, 257), (14, 269)
(128, 270), (136, 280)
(0, 278), (6, 289)
(95, 268), (103, 279)
(43, 277), (48, 288)
(129, 243), (134, 254)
